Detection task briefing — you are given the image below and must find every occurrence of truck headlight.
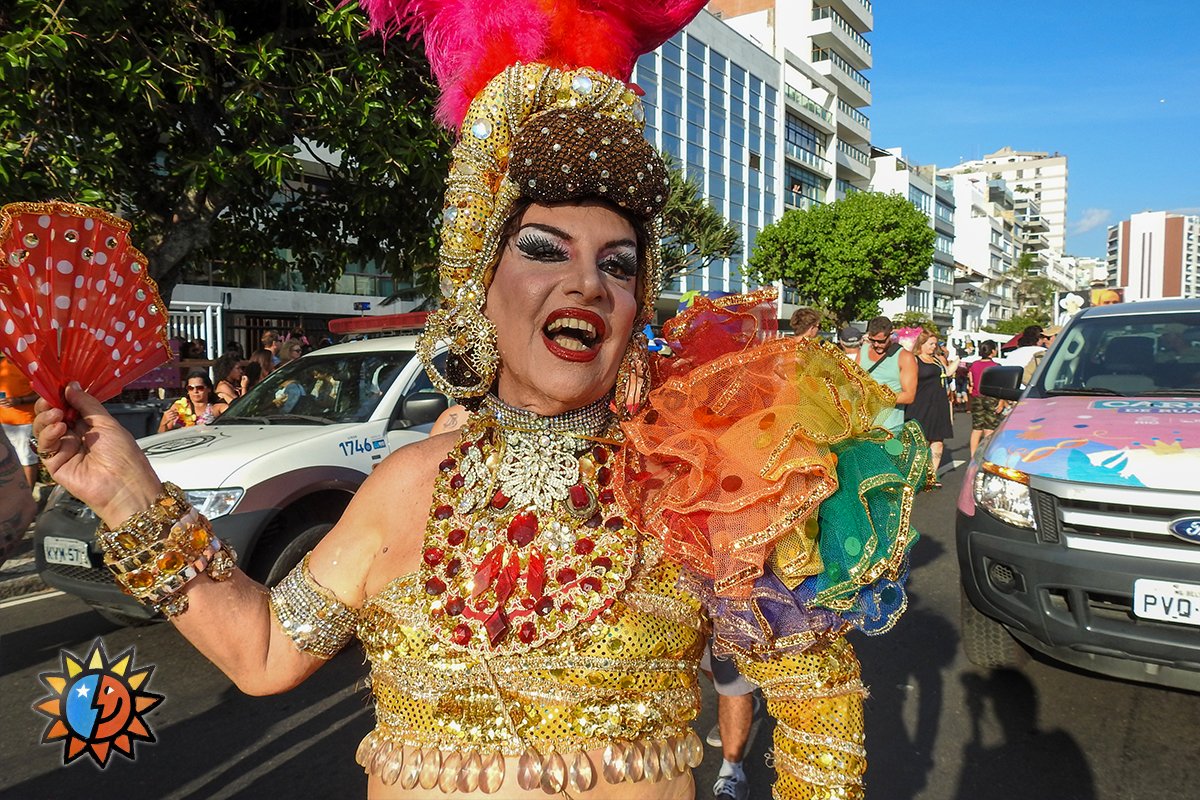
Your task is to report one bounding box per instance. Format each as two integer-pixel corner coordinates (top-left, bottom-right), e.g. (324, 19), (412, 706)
(974, 463), (1036, 530)
(184, 488), (244, 519)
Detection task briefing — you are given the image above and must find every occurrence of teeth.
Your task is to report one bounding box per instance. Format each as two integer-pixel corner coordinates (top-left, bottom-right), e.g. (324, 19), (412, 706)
(546, 317), (598, 340)
(552, 335), (588, 351)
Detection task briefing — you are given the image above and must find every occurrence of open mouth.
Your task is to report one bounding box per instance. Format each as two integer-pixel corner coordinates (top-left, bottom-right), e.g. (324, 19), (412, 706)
(542, 309), (606, 362)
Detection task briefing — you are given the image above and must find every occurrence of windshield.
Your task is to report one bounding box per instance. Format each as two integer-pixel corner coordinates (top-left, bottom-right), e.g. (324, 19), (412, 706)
(219, 350), (413, 425)
(1033, 311), (1200, 397)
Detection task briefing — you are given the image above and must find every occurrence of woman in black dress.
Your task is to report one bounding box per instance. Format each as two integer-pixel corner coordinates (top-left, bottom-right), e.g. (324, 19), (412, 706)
(905, 329), (953, 486)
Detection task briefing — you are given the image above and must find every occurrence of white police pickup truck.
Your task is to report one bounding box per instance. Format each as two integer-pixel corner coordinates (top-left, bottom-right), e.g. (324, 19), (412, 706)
(35, 335), (447, 625)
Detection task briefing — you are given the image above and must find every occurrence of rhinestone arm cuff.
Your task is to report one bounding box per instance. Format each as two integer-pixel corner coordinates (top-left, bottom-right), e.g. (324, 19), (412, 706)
(736, 639), (867, 800)
(269, 554), (358, 660)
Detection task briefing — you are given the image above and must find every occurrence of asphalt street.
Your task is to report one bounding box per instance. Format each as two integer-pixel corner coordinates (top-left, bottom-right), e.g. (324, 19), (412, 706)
(1, 417), (1198, 799)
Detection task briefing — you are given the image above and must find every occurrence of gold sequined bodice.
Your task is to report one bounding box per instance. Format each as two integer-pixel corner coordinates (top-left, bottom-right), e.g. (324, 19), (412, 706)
(358, 537), (703, 758)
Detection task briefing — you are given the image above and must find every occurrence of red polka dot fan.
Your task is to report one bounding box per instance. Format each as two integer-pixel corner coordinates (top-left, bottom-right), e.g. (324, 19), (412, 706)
(0, 201), (171, 411)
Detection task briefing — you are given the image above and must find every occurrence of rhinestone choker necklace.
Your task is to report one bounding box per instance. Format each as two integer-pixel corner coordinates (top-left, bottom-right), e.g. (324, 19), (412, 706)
(481, 394), (615, 439)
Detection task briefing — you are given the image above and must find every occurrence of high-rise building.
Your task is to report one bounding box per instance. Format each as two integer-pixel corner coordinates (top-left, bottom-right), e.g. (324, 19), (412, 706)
(867, 148), (955, 330)
(710, 0), (874, 205)
(633, 10), (781, 303)
(1107, 211), (1200, 301)
(942, 147), (1069, 255)
(637, 2), (874, 318)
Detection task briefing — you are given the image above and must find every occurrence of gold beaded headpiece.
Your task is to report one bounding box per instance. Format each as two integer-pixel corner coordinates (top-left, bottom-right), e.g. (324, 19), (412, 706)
(418, 64), (667, 397)
(360, 0), (709, 400)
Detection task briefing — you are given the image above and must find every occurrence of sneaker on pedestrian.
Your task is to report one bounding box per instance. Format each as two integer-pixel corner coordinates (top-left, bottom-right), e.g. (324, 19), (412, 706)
(713, 770), (750, 800)
(705, 723), (722, 747)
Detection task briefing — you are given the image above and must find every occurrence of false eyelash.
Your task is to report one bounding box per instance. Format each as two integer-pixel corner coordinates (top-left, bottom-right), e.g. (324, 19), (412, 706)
(516, 233), (569, 260)
(604, 252), (639, 278)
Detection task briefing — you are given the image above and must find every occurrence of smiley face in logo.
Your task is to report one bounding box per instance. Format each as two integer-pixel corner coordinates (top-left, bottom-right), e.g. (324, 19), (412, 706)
(34, 638), (163, 766)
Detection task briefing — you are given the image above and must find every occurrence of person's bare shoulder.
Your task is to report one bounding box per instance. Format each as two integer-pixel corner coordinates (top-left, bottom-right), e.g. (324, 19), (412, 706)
(310, 434), (454, 602)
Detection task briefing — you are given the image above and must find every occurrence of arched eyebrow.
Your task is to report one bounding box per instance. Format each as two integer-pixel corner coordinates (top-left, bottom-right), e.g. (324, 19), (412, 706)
(519, 223), (635, 251)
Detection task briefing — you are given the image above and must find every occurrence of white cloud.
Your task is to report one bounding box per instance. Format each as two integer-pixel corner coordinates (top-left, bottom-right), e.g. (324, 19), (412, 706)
(1069, 208), (1112, 235)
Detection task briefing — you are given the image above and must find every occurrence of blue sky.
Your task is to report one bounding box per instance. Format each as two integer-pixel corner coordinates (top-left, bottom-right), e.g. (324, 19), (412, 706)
(869, 1), (1200, 258)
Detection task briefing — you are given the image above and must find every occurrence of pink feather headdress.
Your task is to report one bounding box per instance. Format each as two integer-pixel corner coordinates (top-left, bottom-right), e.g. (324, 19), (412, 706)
(360, 0), (709, 129)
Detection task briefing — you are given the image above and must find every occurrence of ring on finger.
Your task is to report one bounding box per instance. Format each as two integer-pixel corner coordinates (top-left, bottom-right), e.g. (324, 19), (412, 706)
(37, 448), (59, 461)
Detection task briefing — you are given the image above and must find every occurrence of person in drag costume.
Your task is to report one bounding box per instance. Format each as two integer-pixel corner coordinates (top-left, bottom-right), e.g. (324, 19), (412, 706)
(31, 1), (928, 797)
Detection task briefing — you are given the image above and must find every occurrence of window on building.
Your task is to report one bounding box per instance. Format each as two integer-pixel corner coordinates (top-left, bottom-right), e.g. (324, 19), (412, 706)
(749, 152), (761, 171)
(784, 114), (827, 154)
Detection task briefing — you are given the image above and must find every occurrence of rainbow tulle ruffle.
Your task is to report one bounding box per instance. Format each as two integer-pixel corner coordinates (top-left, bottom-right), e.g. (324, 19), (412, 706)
(617, 292), (928, 657)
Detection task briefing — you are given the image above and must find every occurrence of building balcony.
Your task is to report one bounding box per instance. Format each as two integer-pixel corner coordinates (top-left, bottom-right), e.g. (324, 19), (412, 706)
(835, 99), (870, 144)
(1019, 213), (1048, 232)
(826, 0), (873, 32)
(785, 191), (822, 211)
(810, 6), (872, 71)
(835, 139), (870, 179)
(785, 142), (833, 176)
(811, 47), (871, 107)
(784, 85), (836, 133)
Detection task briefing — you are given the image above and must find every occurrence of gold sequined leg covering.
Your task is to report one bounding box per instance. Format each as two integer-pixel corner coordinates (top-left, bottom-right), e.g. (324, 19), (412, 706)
(737, 638), (866, 800)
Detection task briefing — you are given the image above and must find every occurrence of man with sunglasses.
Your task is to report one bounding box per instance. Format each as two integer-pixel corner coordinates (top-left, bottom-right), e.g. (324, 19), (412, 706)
(857, 316), (917, 433)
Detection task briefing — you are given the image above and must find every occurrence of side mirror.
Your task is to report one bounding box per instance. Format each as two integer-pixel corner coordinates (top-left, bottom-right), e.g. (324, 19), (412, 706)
(980, 365), (1024, 401)
(391, 391), (449, 430)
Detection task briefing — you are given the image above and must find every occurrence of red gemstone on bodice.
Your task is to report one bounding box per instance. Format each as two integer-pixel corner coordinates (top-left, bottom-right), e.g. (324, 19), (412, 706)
(439, 458), (457, 472)
(434, 504), (453, 520)
(568, 484), (591, 509)
(472, 545), (505, 597)
(592, 556), (612, 572)
(574, 538), (595, 555)
(445, 557), (462, 578)
(506, 512), (538, 547)
(527, 549), (546, 599)
(593, 446), (609, 464)
(597, 466), (611, 486)
(599, 489), (615, 504)
(450, 473), (465, 489)
(452, 623), (472, 645)
(535, 596), (555, 616)
(423, 547), (444, 566)
(484, 608), (510, 645)
(518, 621), (537, 644)
(446, 597), (465, 616)
(424, 577), (446, 595)
(491, 490), (510, 509)
(556, 567), (577, 585)
(580, 576), (602, 593)
(447, 528), (467, 545)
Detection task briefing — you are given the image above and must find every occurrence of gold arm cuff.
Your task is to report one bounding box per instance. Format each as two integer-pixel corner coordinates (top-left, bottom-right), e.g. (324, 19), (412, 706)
(269, 553), (358, 660)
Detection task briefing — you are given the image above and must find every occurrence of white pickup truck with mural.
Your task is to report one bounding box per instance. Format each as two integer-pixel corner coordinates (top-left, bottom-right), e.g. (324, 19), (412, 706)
(35, 335), (447, 624)
(956, 298), (1200, 691)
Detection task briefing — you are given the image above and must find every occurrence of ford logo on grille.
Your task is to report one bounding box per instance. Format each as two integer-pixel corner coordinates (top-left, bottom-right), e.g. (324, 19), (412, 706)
(1167, 516), (1200, 545)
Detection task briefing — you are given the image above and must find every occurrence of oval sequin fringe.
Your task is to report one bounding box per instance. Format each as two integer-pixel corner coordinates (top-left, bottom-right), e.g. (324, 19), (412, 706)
(355, 730), (705, 792)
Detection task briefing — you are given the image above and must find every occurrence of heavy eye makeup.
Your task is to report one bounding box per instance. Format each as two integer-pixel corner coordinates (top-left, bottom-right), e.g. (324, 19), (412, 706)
(599, 249), (638, 281)
(515, 232), (569, 262)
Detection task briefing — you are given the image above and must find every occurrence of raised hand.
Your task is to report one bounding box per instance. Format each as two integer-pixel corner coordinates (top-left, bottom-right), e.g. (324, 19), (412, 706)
(32, 383), (162, 528)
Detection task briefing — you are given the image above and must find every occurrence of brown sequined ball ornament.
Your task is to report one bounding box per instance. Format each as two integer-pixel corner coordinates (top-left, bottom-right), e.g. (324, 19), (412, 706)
(509, 110), (670, 222)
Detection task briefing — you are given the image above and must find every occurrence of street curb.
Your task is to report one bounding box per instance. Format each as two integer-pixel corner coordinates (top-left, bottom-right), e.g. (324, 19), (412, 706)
(0, 571), (49, 601)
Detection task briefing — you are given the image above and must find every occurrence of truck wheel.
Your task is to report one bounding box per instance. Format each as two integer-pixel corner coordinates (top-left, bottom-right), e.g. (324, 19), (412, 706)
(258, 522), (335, 588)
(960, 586), (1027, 668)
